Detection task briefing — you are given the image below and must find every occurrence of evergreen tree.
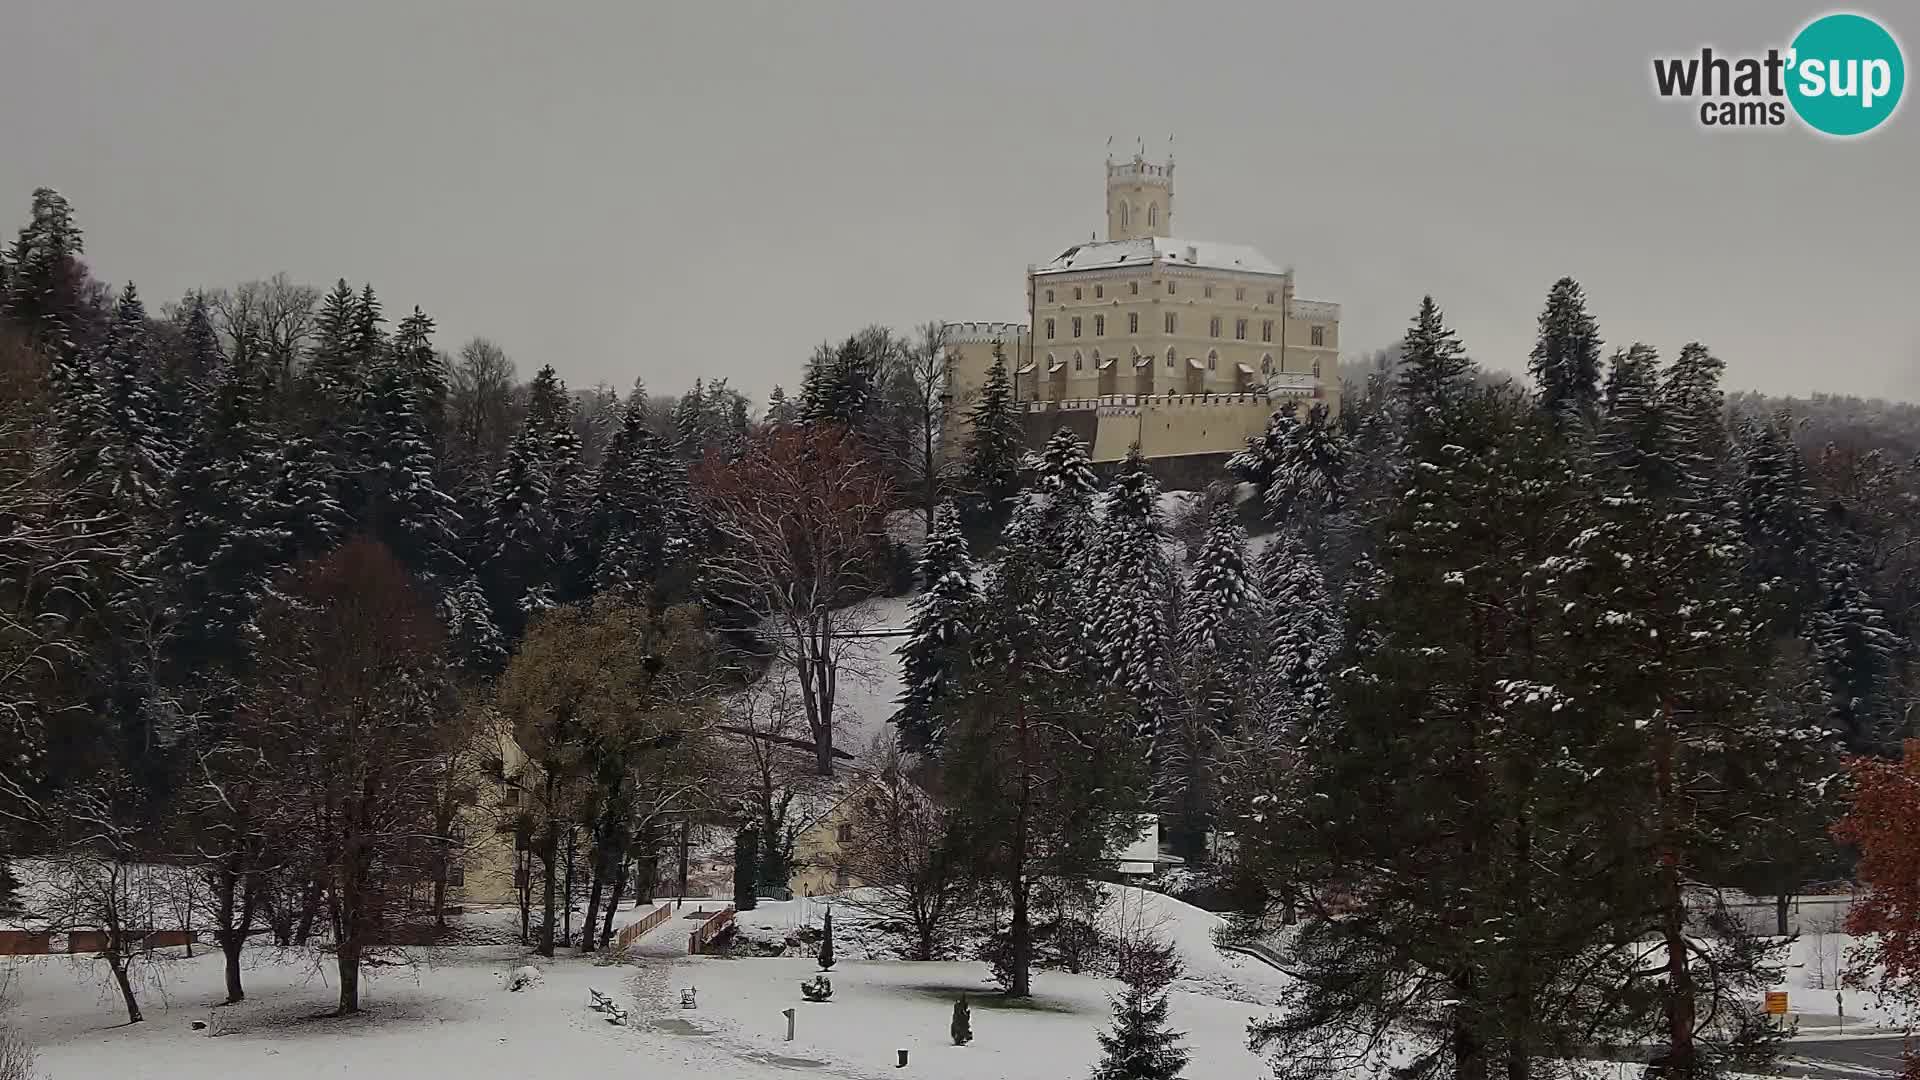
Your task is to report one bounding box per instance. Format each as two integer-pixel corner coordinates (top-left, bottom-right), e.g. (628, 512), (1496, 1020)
(766, 383), (797, 426)
(673, 378), (712, 461)
(1257, 533), (1340, 712)
(1167, 503), (1260, 862)
(364, 325), (462, 577)
(1, 188), (89, 348)
(1810, 542), (1901, 751)
(894, 500), (980, 752)
(801, 334), (879, 430)
(1660, 342), (1731, 506)
(440, 575), (506, 673)
(158, 292), (222, 444)
(1086, 446), (1174, 739)
(487, 432), (558, 630)
(146, 350), (293, 672)
(959, 348), (1024, 533)
(390, 305), (448, 446)
(1092, 938), (1189, 1080)
(269, 435), (349, 563)
(524, 364), (572, 443)
(1527, 276), (1602, 424)
(591, 398), (685, 599)
(1734, 412), (1824, 628)
(97, 283), (174, 519)
(1395, 295), (1472, 418)
(308, 279), (364, 405)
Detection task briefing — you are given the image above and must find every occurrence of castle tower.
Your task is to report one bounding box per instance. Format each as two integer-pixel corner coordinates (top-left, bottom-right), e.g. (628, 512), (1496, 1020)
(1106, 151), (1173, 242)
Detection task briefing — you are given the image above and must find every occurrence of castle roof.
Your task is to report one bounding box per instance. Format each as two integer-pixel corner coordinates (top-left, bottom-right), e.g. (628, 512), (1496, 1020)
(1033, 236), (1284, 277)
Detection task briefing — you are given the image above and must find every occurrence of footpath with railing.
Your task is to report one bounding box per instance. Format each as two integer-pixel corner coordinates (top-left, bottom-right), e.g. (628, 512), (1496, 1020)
(687, 905), (736, 955)
(613, 902), (676, 952)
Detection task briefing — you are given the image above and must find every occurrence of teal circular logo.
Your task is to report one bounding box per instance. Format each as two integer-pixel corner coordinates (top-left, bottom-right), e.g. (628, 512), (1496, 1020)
(1787, 13), (1905, 136)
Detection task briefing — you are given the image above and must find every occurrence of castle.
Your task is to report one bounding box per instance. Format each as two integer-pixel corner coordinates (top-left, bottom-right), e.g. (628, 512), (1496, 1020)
(942, 152), (1340, 481)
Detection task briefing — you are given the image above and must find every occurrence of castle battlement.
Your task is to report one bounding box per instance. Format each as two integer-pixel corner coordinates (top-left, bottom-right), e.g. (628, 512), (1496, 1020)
(943, 320), (1027, 345)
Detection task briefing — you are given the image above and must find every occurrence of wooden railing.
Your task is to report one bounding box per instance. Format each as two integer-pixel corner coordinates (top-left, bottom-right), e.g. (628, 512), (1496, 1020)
(687, 905), (736, 955)
(614, 902), (676, 951)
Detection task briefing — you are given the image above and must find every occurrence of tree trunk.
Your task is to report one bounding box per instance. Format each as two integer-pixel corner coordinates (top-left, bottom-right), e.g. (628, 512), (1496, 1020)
(336, 936), (361, 1015)
(562, 826), (577, 947)
(294, 878), (321, 945)
(1450, 973), (1484, 1080)
(580, 838), (606, 953)
(1006, 873), (1031, 998)
(600, 855), (629, 946)
(538, 818), (559, 958)
(1775, 892), (1791, 938)
(1656, 704), (1697, 1077)
(676, 820), (689, 902)
(107, 952), (143, 1023)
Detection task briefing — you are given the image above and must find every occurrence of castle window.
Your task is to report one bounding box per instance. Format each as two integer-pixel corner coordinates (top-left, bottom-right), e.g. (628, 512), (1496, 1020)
(1072, 317), (1082, 338)
(1074, 351), (1083, 371)
(1262, 319), (1273, 343)
(1235, 287), (1246, 301)
(1311, 325), (1326, 347)
(1128, 313), (1139, 334)
(1164, 312), (1176, 334)
(1266, 289), (1277, 305)
(1207, 350), (1218, 370)
(1167, 281), (1176, 295)
(1148, 203), (1158, 228)
(1046, 289), (1055, 303)
(1262, 354), (1274, 374)
(1129, 281), (1139, 296)
(1235, 318), (1247, 341)
(1094, 314), (1105, 336)
(1119, 202), (1129, 230)
(1203, 284), (1214, 299)
(1209, 316), (1221, 338)
(1074, 286), (1083, 301)
(1313, 358), (1322, 378)
(1045, 318), (1055, 340)
(1095, 284), (1104, 299)
(1165, 347), (1176, 368)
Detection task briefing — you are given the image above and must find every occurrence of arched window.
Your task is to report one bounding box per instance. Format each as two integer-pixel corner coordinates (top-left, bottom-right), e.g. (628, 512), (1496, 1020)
(1119, 202), (1129, 230)
(1165, 347), (1176, 368)
(1074, 350), (1083, 371)
(1261, 353), (1274, 374)
(1148, 203), (1159, 228)
(1207, 349), (1218, 370)
(1312, 358), (1322, 378)
(1089, 349), (1100, 369)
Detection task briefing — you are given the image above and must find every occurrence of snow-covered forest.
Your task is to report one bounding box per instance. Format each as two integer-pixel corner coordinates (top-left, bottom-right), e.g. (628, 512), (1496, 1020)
(4, 188), (1920, 1080)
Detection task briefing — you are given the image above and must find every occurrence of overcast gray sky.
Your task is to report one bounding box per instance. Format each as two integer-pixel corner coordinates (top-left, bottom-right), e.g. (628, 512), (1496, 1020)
(4, 0), (1915, 403)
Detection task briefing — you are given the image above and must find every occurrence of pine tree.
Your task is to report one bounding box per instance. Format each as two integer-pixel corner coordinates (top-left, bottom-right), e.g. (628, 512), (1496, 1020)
(673, 378), (712, 461)
(766, 384), (797, 426)
(97, 283), (174, 519)
(1167, 504), (1260, 862)
(960, 348), (1024, 533)
(487, 432), (558, 630)
(1092, 938), (1189, 1080)
(364, 323), (462, 577)
(440, 575), (505, 673)
(894, 500), (980, 752)
(1660, 342), (1730, 506)
(308, 279), (364, 405)
(146, 350), (294, 673)
(1086, 446), (1174, 738)
(1734, 412), (1823, 627)
(1395, 295), (1472, 419)
(1257, 533), (1339, 713)
(390, 306), (448, 447)
(591, 398), (685, 599)
(1, 188), (88, 348)
(158, 292), (221, 446)
(1810, 544), (1900, 751)
(818, 907), (835, 970)
(1527, 276), (1602, 424)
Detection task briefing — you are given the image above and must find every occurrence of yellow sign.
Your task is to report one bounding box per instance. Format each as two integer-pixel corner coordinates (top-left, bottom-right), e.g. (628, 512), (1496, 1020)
(1765, 991), (1790, 1015)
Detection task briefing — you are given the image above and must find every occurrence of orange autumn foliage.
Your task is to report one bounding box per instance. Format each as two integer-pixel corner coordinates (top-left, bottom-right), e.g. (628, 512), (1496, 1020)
(1833, 740), (1920, 1078)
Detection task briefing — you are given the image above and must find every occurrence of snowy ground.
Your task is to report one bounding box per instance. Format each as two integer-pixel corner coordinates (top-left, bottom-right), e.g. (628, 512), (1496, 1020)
(1, 890), (1284, 1080)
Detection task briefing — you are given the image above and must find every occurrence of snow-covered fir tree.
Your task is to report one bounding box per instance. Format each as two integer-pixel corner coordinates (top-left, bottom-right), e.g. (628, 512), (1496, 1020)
(486, 431), (558, 631)
(1257, 530), (1340, 718)
(591, 398), (685, 599)
(1734, 411), (1824, 625)
(364, 310), (461, 577)
(1086, 446), (1175, 738)
(96, 283), (175, 517)
(1395, 295), (1472, 419)
(1092, 938), (1189, 1080)
(1810, 534), (1901, 751)
(894, 499), (980, 752)
(960, 347), (1024, 532)
(1527, 276), (1603, 424)
(146, 349), (294, 672)
(1, 188), (87, 348)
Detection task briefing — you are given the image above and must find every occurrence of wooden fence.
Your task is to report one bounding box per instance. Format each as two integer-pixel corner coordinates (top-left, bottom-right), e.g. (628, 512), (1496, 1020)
(687, 906), (735, 955)
(613, 903), (676, 952)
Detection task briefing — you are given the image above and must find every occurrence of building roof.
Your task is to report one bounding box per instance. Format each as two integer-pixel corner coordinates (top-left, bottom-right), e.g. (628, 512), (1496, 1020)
(1033, 236), (1285, 277)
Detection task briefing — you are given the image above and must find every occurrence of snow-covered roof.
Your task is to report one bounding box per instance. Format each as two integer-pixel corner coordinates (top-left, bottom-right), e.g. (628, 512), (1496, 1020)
(1033, 236), (1285, 277)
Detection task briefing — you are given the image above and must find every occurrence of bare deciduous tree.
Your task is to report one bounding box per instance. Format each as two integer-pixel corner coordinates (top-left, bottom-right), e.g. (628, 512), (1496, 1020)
(697, 424), (892, 776)
(32, 776), (167, 1024)
(835, 739), (978, 961)
(205, 274), (318, 391)
(247, 538), (455, 1015)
